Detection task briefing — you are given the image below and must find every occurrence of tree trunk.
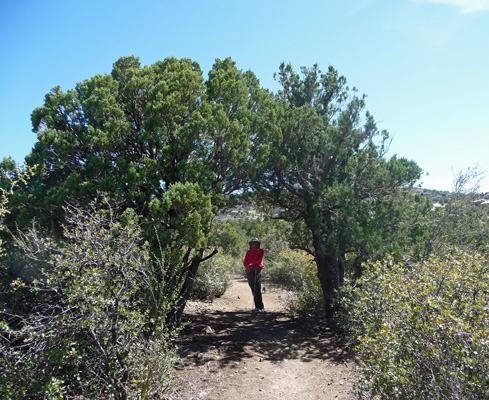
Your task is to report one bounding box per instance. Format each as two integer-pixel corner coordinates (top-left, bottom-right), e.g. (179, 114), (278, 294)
(171, 248), (219, 325)
(308, 210), (341, 319)
(352, 255), (363, 281)
(171, 260), (200, 324)
(315, 251), (341, 319)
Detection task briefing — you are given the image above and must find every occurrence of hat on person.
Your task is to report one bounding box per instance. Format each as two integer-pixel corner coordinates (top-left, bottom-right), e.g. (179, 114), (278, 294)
(249, 237), (260, 245)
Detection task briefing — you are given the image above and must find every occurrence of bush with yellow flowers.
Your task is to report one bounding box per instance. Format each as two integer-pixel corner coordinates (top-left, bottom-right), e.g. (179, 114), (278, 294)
(344, 251), (489, 399)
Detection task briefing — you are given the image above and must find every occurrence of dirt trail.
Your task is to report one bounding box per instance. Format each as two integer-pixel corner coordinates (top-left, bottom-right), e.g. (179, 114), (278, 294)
(173, 279), (359, 400)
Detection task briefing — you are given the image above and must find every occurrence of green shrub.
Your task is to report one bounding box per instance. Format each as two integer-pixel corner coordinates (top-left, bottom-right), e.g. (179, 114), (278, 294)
(344, 251), (489, 399)
(263, 249), (310, 291)
(0, 206), (181, 400)
(262, 249), (326, 315)
(209, 222), (245, 258)
(191, 252), (233, 300)
(289, 254), (325, 315)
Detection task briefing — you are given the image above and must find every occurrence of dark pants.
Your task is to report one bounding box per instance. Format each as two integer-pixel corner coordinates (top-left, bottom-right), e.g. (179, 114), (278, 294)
(246, 269), (264, 309)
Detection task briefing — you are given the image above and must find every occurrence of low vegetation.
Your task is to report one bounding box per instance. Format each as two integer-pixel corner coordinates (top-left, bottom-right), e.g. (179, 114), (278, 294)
(1, 205), (181, 399)
(343, 252), (489, 400)
(191, 252), (233, 300)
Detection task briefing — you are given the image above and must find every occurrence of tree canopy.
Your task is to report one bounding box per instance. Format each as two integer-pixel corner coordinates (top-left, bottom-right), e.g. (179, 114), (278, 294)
(14, 56), (263, 228)
(253, 63), (423, 317)
(6, 57), (424, 320)
(7, 55), (273, 321)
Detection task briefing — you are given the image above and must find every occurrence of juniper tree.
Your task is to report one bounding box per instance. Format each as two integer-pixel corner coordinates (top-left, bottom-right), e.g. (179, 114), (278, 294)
(253, 63), (423, 318)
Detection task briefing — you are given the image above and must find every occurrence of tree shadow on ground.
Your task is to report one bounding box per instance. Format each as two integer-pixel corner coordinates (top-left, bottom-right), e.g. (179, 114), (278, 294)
(177, 310), (352, 368)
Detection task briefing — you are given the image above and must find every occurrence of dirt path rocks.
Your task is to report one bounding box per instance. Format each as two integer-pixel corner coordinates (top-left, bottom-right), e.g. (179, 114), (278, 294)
(173, 279), (359, 400)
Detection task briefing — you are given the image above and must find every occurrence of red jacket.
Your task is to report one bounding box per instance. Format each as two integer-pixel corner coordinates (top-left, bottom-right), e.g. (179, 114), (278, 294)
(243, 248), (264, 272)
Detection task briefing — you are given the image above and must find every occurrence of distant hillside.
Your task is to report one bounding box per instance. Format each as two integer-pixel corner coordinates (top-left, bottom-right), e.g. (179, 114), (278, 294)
(214, 203), (261, 221)
(412, 188), (489, 205)
(412, 188), (452, 205)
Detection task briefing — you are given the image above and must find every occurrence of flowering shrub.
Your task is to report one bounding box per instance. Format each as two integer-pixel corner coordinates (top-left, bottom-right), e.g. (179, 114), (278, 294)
(344, 251), (489, 399)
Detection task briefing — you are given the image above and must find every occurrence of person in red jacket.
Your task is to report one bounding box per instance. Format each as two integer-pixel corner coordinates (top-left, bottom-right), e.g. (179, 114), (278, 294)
(243, 237), (265, 312)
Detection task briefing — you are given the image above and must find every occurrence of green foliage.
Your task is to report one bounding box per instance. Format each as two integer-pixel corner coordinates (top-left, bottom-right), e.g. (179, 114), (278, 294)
(344, 252), (489, 399)
(209, 222), (245, 258)
(263, 249), (310, 291)
(148, 181), (214, 250)
(293, 258), (325, 315)
(0, 162), (34, 288)
(260, 248), (326, 315)
(1, 205), (181, 399)
(10, 55), (268, 233)
(258, 219), (291, 262)
(191, 252), (233, 300)
(253, 62), (424, 317)
(4, 55), (275, 324)
(0, 182), (8, 259)
(0, 158), (19, 251)
(425, 168), (489, 258)
(209, 217), (287, 259)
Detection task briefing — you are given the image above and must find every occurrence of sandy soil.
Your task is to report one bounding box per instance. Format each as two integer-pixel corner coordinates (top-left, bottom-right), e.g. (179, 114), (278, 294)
(172, 279), (360, 400)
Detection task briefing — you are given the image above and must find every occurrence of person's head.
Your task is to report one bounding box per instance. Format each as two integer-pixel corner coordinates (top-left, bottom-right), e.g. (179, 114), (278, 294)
(249, 237), (260, 250)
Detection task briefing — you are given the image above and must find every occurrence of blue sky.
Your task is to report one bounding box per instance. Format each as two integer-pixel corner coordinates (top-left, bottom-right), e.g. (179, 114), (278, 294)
(1, 0), (488, 191)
